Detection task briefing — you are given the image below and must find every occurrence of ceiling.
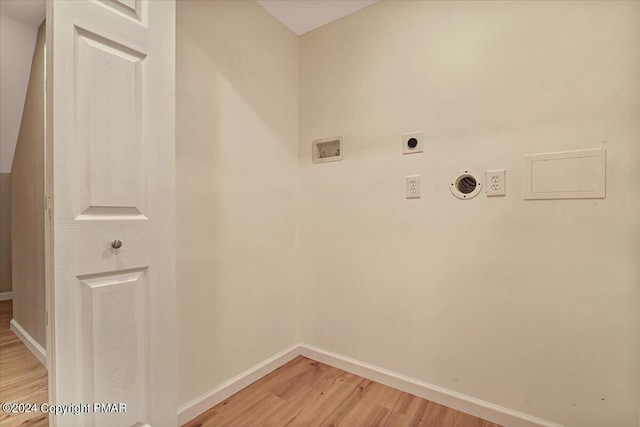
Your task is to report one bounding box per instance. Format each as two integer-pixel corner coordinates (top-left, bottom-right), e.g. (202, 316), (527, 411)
(255, 0), (378, 36)
(0, 0), (45, 28)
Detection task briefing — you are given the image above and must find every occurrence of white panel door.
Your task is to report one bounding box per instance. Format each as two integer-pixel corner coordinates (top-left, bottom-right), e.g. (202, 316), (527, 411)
(48, 0), (175, 426)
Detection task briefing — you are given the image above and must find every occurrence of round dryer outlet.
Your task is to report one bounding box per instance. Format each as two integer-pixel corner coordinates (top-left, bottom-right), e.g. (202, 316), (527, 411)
(450, 169), (482, 199)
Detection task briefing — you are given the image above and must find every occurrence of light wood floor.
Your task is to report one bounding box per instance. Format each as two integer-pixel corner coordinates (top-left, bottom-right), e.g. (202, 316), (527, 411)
(0, 300), (49, 427)
(183, 356), (502, 427)
(0, 299), (502, 427)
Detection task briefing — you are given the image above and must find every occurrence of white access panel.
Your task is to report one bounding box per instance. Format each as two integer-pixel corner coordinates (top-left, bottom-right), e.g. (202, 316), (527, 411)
(524, 148), (606, 199)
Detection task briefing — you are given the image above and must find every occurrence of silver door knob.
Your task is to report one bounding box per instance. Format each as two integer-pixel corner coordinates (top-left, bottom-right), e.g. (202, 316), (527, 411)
(111, 240), (123, 249)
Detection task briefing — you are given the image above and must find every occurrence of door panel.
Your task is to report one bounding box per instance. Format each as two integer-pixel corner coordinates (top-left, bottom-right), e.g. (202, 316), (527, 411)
(80, 268), (149, 427)
(100, 0), (144, 22)
(49, 0), (175, 426)
(75, 27), (146, 212)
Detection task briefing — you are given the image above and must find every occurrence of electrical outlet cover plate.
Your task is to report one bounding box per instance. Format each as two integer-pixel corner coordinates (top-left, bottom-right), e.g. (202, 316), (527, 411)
(406, 175), (421, 199)
(402, 131), (424, 155)
(486, 169), (506, 196)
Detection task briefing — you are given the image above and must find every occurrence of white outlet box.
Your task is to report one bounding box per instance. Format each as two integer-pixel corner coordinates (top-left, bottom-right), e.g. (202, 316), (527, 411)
(312, 136), (343, 163)
(402, 131), (424, 154)
(406, 175), (421, 199)
(486, 169), (506, 196)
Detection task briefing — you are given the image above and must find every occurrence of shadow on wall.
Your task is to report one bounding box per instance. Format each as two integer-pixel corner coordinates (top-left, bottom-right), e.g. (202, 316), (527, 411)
(177, 0), (298, 154)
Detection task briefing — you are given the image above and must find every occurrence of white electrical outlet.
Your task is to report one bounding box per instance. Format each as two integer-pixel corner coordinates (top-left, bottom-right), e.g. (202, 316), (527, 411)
(406, 175), (421, 199)
(486, 169), (506, 196)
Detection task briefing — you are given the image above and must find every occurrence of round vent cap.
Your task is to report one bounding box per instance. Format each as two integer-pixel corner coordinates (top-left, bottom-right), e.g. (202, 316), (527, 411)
(450, 169), (482, 199)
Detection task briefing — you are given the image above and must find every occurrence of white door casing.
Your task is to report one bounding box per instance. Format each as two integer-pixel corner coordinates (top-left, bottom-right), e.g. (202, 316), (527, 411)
(48, 1), (176, 426)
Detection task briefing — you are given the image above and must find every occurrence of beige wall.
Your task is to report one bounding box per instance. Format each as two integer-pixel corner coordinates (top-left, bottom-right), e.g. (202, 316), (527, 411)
(298, 2), (640, 427)
(176, 1), (299, 406)
(0, 173), (10, 294)
(11, 21), (46, 348)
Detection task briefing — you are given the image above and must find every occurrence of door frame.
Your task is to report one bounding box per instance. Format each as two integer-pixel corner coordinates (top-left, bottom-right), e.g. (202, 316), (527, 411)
(44, 0), (56, 421)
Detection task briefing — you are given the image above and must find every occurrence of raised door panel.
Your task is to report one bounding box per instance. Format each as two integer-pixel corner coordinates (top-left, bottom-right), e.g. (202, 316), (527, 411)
(99, 0), (145, 23)
(80, 269), (149, 427)
(74, 27), (147, 219)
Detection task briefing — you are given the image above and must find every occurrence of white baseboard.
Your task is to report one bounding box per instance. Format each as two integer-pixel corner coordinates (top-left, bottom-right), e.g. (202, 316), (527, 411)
(177, 344), (300, 426)
(0, 291), (13, 301)
(298, 343), (563, 427)
(10, 319), (47, 367)
(177, 343), (562, 427)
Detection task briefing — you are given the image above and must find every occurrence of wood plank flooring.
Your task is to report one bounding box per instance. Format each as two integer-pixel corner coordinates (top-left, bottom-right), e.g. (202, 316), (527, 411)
(0, 297), (502, 427)
(0, 300), (48, 427)
(183, 356), (502, 427)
